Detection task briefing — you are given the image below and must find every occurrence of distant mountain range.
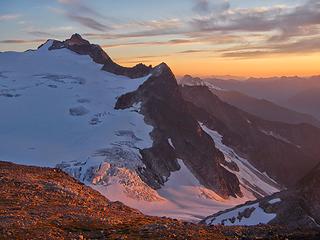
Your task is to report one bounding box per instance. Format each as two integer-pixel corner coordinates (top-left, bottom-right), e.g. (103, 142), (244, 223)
(181, 75), (320, 120)
(180, 85), (320, 188)
(180, 75), (320, 127)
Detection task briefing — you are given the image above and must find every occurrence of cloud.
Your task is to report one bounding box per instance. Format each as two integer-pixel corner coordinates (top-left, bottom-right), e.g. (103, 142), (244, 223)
(221, 36), (320, 58)
(192, 0), (230, 14)
(57, 0), (104, 18)
(190, 0), (320, 40)
(192, 0), (210, 13)
(136, 18), (181, 30)
(101, 39), (193, 48)
(27, 26), (74, 38)
(187, 0), (320, 58)
(55, 0), (111, 31)
(18, 0), (319, 60)
(177, 49), (209, 54)
(0, 39), (46, 44)
(27, 31), (56, 37)
(0, 14), (20, 21)
(113, 54), (171, 65)
(84, 27), (186, 40)
(67, 15), (109, 31)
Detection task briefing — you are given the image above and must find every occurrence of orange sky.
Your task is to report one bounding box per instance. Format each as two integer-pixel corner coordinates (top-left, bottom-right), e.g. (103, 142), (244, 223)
(114, 50), (320, 78)
(171, 54), (320, 77)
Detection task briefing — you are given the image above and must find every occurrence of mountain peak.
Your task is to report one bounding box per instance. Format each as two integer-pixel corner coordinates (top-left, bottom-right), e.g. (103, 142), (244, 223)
(70, 33), (83, 40)
(66, 33), (90, 46)
(152, 62), (172, 77)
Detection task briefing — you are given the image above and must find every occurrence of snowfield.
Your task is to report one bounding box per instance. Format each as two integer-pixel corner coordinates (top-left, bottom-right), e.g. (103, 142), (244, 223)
(0, 41), (152, 168)
(0, 42), (279, 222)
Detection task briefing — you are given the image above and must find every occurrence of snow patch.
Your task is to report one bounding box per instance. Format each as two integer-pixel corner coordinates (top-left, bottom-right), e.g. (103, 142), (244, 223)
(206, 202), (277, 226)
(260, 129), (292, 144)
(180, 77), (224, 91)
(269, 198), (281, 204)
(199, 123), (279, 197)
(168, 138), (175, 149)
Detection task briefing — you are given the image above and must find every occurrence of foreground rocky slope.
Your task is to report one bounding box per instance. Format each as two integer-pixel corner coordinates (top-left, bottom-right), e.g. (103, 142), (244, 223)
(1, 161), (319, 240)
(0, 161), (222, 239)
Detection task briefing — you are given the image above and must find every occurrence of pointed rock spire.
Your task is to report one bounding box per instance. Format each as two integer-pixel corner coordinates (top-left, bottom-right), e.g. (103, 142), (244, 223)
(66, 33), (90, 46)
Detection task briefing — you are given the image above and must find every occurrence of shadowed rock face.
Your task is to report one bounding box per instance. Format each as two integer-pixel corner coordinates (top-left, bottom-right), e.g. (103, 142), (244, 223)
(180, 85), (320, 187)
(296, 163), (320, 225)
(179, 74), (320, 128)
(115, 63), (242, 198)
(49, 33), (152, 79)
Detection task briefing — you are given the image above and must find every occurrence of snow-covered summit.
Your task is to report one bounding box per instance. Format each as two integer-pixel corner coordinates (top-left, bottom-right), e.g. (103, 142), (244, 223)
(0, 34), (279, 221)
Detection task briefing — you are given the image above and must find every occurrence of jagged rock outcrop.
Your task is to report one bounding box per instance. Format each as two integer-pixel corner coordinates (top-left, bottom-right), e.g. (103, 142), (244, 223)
(180, 85), (320, 187)
(48, 33), (152, 78)
(115, 63), (242, 198)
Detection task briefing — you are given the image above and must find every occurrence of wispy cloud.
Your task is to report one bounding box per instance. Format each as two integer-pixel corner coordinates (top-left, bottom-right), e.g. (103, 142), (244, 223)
(190, 0), (320, 40)
(55, 0), (111, 31)
(67, 15), (109, 31)
(57, 0), (104, 18)
(101, 39), (193, 48)
(84, 28), (185, 40)
(177, 49), (209, 54)
(0, 39), (46, 44)
(0, 14), (21, 21)
(192, 0), (230, 14)
(221, 35), (320, 58)
(187, 0), (320, 57)
(27, 31), (56, 37)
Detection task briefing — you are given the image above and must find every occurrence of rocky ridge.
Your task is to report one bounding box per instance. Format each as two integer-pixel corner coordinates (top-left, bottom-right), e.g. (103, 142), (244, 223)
(48, 33), (152, 79)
